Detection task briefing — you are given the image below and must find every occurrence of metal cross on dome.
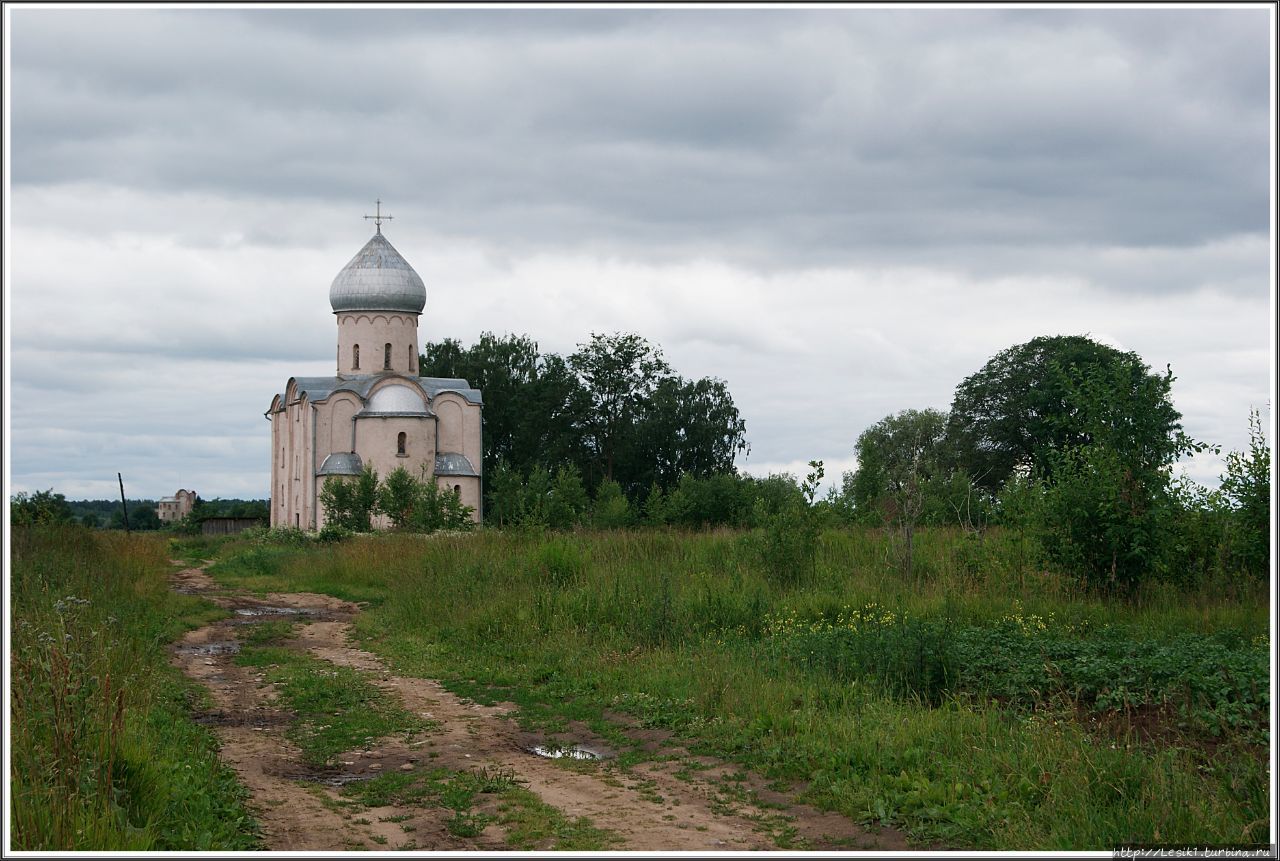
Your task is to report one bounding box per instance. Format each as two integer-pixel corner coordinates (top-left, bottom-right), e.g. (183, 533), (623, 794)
(364, 199), (393, 234)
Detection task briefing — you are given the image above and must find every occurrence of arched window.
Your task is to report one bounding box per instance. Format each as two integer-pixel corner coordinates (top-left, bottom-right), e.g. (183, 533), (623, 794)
(384, 343), (392, 370)
(397, 432), (407, 456)
(453, 484), (461, 496)
(353, 344), (360, 369)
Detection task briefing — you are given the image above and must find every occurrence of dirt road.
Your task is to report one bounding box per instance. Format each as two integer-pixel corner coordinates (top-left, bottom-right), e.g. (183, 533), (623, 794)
(170, 562), (907, 851)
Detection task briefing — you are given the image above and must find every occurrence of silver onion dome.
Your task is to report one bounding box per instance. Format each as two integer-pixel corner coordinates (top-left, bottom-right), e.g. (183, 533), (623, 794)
(329, 232), (426, 314)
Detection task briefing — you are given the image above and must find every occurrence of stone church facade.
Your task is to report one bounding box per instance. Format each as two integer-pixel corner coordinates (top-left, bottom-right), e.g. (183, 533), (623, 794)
(266, 223), (482, 530)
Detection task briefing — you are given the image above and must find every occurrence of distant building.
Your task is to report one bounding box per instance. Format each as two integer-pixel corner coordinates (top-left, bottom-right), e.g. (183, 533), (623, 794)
(265, 212), (483, 530)
(157, 489), (198, 523)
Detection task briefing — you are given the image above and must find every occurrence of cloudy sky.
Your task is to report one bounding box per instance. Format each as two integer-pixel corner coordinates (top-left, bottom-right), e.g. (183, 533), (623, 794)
(4, 5), (1273, 501)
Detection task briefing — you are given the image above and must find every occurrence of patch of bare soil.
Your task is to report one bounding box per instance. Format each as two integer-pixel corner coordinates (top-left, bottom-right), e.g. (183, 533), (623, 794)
(170, 564), (908, 851)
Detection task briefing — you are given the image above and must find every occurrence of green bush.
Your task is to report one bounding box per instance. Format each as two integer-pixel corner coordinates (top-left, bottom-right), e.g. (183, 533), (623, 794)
(592, 479), (633, 528)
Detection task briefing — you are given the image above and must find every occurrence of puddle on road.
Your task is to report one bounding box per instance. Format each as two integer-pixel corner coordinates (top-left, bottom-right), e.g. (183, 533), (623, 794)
(234, 606), (318, 617)
(194, 709), (291, 729)
(529, 744), (606, 761)
(177, 640), (241, 656)
(284, 770), (379, 788)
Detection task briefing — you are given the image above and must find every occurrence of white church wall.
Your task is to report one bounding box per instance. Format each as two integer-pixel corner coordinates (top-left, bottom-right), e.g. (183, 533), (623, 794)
(436, 398), (463, 451)
(327, 395), (359, 456)
(335, 312), (419, 377)
(355, 415), (436, 485)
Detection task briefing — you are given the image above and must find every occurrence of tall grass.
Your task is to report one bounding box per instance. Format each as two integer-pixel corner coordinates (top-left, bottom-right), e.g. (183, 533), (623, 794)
(207, 525), (1270, 849)
(10, 525), (260, 850)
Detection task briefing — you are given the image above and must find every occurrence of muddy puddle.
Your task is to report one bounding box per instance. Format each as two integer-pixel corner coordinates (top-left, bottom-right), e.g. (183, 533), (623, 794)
(529, 744), (608, 761)
(176, 640), (241, 657)
(233, 606), (319, 618)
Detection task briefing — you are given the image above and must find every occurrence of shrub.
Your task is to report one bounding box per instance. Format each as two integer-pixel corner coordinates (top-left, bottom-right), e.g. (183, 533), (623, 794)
(592, 479), (632, 529)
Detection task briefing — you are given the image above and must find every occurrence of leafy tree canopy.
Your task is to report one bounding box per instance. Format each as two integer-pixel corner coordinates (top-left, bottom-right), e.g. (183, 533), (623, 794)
(423, 331), (749, 505)
(947, 335), (1184, 492)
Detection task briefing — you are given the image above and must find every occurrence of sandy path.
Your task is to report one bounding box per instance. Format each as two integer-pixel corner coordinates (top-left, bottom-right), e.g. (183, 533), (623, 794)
(170, 562), (906, 851)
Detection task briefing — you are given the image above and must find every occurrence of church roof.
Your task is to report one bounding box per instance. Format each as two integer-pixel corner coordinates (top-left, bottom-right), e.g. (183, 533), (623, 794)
(317, 452), (364, 477)
(329, 232), (426, 314)
(434, 452), (479, 477)
(267, 375), (482, 413)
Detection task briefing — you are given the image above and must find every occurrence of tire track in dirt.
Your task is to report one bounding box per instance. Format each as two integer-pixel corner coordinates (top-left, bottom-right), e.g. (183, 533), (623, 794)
(170, 562), (907, 851)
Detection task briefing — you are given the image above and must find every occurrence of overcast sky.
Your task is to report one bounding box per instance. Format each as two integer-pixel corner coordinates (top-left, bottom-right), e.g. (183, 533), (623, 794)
(4, 5), (1273, 501)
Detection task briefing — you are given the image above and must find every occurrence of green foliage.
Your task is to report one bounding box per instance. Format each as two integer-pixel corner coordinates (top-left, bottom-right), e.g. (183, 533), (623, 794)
(175, 497), (270, 533)
(641, 483), (669, 525)
(763, 603), (1268, 739)
(485, 459), (526, 528)
(10, 489), (77, 527)
(591, 478), (633, 528)
(751, 461), (823, 586)
(568, 332), (673, 485)
(10, 526), (259, 850)
(318, 465), (380, 532)
(1033, 444), (1179, 593)
(377, 466), (421, 528)
(948, 335), (1185, 493)
(318, 464), (476, 535)
(316, 523), (353, 543)
(851, 410), (979, 579)
(1218, 408), (1271, 577)
(110, 504), (162, 531)
(637, 375), (750, 489)
(1028, 359), (1208, 593)
(424, 331), (750, 513)
(850, 409), (949, 523)
(405, 479), (475, 533)
(547, 465), (590, 529)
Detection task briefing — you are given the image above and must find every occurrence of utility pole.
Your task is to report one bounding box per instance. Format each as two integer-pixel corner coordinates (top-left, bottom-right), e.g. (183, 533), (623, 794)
(118, 472), (131, 533)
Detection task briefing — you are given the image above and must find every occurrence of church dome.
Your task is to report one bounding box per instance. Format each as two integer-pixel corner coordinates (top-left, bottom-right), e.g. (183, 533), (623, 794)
(329, 232), (426, 314)
(363, 383), (429, 414)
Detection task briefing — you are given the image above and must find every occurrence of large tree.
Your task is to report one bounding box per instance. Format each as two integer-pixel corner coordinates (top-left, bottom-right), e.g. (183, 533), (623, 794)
(634, 376), (749, 491)
(850, 409), (949, 522)
(850, 409), (958, 576)
(423, 331), (750, 506)
(568, 333), (673, 486)
(1029, 358), (1203, 592)
(947, 335), (1184, 493)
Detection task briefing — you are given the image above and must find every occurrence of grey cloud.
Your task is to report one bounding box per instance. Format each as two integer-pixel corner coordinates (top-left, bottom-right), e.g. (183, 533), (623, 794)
(10, 8), (1269, 281)
(6, 8), (1271, 500)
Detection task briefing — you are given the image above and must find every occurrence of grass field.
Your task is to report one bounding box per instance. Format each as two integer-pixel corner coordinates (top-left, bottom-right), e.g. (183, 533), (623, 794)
(201, 525), (1271, 850)
(9, 526), (261, 850)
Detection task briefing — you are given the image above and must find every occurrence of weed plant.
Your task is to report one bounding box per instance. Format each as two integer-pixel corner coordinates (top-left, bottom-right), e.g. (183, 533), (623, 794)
(10, 525), (260, 850)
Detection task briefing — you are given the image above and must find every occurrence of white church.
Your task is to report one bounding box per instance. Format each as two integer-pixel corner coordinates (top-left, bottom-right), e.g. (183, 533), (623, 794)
(266, 211), (483, 530)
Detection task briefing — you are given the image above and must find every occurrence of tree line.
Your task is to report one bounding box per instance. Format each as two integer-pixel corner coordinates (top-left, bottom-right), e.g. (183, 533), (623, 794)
(9, 493), (268, 531)
(843, 335), (1270, 591)
(12, 330), (1267, 595)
